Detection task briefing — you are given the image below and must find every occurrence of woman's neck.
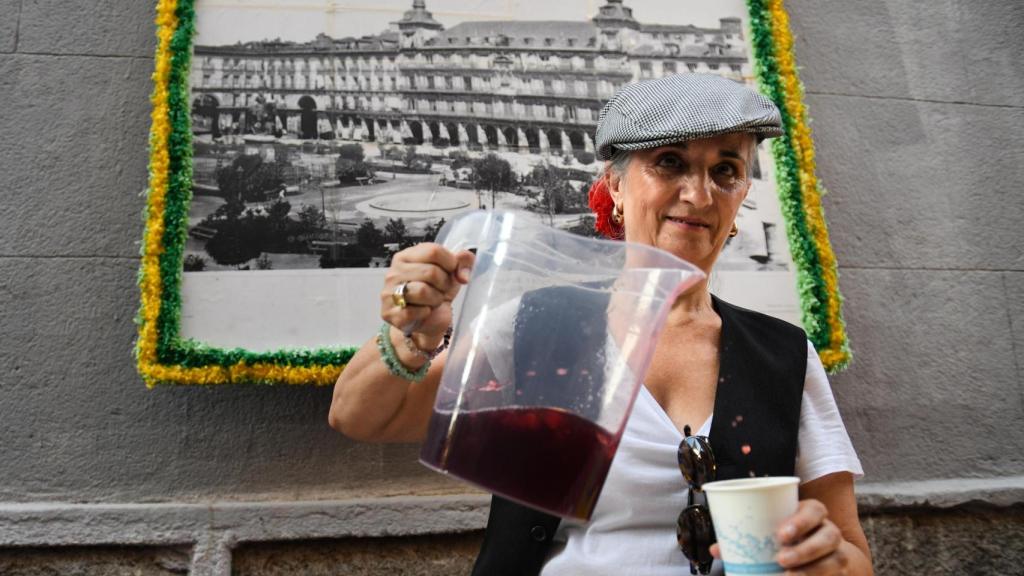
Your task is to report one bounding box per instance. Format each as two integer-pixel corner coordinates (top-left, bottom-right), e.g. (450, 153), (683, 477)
(666, 281), (715, 326)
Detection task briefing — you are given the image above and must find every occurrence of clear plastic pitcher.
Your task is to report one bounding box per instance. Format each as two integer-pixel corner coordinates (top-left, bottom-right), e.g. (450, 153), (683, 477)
(419, 211), (705, 520)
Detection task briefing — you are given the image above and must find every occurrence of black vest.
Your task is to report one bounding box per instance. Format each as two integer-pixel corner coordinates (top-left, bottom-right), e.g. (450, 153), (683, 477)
(471, 291), (807, 576)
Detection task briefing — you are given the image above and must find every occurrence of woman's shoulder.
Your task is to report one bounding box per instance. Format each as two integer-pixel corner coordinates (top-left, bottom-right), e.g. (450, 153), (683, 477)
(712, 295), (809, 376)
(712, 294), (807, 342)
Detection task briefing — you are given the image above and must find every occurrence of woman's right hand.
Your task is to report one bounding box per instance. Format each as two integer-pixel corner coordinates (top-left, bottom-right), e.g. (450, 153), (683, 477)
(381, 243), (475, 351)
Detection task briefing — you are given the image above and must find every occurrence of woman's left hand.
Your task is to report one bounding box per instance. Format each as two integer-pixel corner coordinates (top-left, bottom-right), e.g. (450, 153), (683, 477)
(772, 498), (851, 574)
(710, 498), (852, 575)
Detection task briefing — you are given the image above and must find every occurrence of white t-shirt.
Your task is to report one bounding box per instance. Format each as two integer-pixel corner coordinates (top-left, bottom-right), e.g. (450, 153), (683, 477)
(539, 341), (863, 576)
(473, 297), (863, 575)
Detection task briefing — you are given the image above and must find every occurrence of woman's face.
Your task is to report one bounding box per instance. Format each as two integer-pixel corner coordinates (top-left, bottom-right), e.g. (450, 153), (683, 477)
(607, 133), (755, 273)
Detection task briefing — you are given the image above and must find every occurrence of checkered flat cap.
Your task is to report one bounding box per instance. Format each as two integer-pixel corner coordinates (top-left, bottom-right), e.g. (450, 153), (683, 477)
(595, 73), (784, 160)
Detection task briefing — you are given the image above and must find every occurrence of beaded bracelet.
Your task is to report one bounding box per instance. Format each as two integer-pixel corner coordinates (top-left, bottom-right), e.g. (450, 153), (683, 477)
(377, 323), (430, 383)
(403, 325), (453, 362)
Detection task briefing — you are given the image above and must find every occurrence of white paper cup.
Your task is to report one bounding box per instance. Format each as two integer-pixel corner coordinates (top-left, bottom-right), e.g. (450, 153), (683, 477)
(703, 476), (800, 575)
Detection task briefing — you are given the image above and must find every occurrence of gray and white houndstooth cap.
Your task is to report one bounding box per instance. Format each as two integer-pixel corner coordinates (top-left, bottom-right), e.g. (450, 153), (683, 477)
(595, 73), (784, 160)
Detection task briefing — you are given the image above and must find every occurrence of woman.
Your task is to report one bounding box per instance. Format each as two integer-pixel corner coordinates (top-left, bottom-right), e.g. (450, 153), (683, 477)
(330, 74), (872, 576)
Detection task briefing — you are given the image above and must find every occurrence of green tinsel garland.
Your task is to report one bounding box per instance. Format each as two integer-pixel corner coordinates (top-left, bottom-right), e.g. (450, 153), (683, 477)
(747, 0), (831, 351)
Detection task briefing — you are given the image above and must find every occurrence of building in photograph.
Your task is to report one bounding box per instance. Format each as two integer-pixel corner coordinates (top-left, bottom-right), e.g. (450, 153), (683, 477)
(189, 0), (750, 155)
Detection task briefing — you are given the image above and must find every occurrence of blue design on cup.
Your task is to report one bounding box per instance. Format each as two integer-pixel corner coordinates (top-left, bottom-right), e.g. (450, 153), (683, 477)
(716, 525), (783, 574)
(716, 526), (778, 561)
(723, 561), (784, 574)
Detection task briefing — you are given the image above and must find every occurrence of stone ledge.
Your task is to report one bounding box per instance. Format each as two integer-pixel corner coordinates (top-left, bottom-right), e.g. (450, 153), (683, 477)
(0, 494), (491, 547)
(3, 477), (1023, 547)
(1, 481), (1023, 576)
(0, 494), (491, 576)
(856, 475), (1024, 511)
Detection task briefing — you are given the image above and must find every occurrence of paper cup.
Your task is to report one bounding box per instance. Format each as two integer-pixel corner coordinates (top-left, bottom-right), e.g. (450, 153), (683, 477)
(703, 477), (799, 575)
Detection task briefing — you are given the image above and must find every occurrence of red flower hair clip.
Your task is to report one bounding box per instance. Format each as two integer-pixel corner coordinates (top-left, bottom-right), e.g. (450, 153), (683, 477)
(587, 177), (624, 240)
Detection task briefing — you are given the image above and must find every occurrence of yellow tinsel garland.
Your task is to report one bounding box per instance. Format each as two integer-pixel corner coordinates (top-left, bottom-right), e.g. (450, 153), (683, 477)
(766, 0), (849, 367)
(137, 0), (176, 387)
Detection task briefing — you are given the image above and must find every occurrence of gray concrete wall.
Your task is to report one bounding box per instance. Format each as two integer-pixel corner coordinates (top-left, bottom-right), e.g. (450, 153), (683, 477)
(0, 0), (1021, 574)
(788, 0), (1024, 482)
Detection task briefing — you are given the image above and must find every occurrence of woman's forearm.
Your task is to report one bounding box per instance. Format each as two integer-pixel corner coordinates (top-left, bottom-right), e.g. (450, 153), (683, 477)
(328, 327), (440, 443)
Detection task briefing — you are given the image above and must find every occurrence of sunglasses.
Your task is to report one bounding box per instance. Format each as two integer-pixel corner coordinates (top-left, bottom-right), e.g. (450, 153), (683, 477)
(676, 424), (717, 575)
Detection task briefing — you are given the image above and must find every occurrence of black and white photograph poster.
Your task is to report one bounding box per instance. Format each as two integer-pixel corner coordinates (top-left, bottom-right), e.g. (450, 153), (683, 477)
(180, 0), (801, 351)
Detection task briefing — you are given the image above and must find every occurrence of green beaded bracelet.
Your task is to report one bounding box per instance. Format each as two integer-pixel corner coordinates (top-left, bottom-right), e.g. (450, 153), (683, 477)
(377, 323), (430, 383)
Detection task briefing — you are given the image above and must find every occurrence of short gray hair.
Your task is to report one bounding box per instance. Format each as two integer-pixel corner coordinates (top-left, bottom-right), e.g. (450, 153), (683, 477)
(606, 148), (632, 178)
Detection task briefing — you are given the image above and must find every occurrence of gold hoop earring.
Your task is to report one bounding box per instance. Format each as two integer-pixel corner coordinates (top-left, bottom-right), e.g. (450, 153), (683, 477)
(612, 204), (624, 226)
(729, 223), (738, 237)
